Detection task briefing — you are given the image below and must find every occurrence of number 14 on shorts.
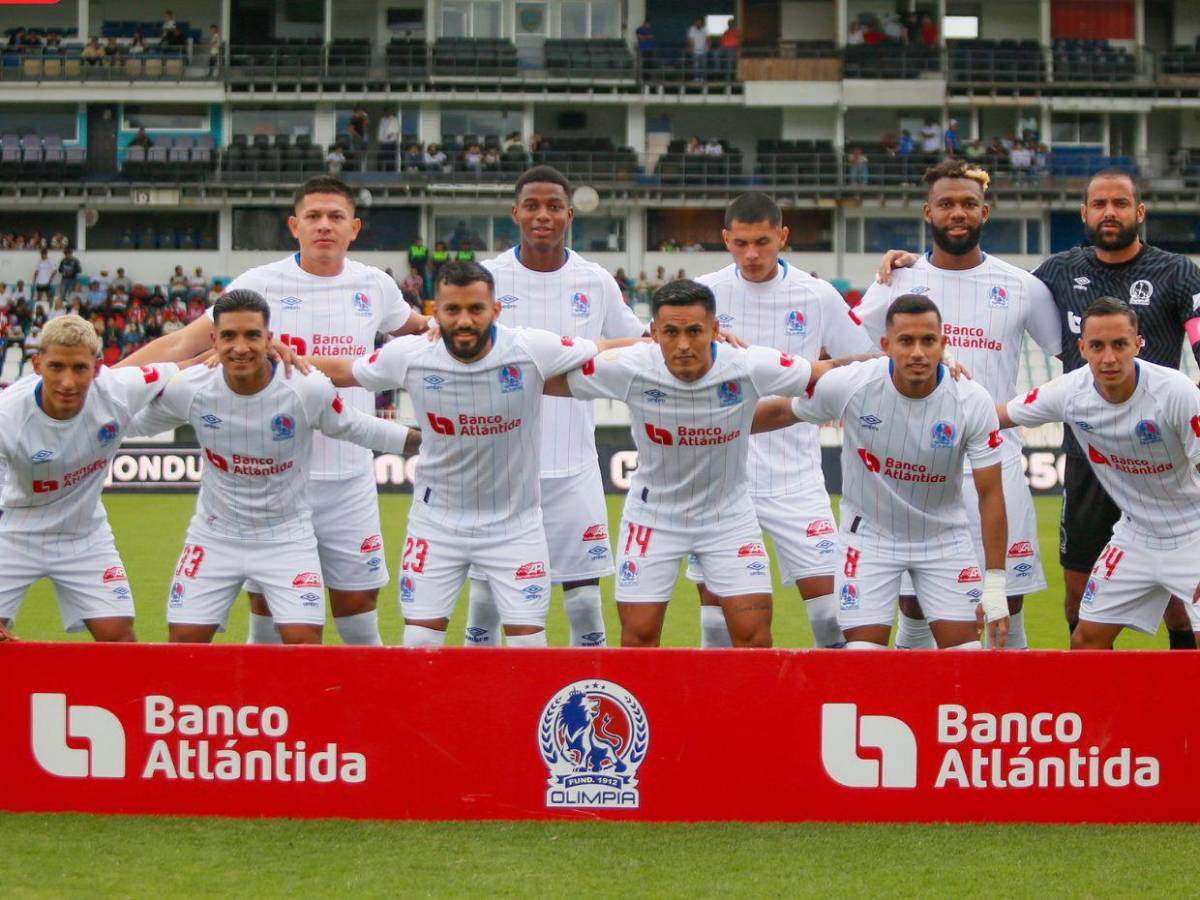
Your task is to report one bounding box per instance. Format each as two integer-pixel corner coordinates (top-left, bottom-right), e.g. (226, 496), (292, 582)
(624, 524), (652, 558)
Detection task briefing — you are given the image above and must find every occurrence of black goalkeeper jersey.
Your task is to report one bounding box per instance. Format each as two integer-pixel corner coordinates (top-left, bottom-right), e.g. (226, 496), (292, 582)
(1033, 243), (1200, 456)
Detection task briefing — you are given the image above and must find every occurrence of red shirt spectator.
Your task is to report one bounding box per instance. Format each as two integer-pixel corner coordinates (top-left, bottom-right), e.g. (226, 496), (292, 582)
(920, 14), (938, 48)
(103, 343), (120, 367)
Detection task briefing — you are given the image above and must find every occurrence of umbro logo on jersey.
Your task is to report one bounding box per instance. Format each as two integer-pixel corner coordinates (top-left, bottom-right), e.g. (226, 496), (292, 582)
(1074, 420), (1093, 432)
(815, 539), (836, 554)
(1013, 563), (1033, 577)
(299, 592), (321, 607)
(1073, 277), (1090, 291)
(498, 294), (519, 308)
(717, 314), (734, 327)
(859, 414), (883, 430)
(30, 449), (56, 463)
(423, 375), (446, 390)
(587, 545), (609, 559)
(520, 584), (544, 598)
(200, 414), (222, 429)
(1129, 280), (1153, 306)
(745, 561), (768, 574)
(643, 389), (668, 404)
(909, 286), (931, 294)
(280, 296), (302, 309)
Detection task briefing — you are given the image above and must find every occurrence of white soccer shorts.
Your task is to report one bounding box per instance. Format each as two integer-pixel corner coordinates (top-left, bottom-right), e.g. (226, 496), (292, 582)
(169, 533), (326, 629)
(1079, 534), (1200, 635)
(615, 511), (772, 604)
(246, 468), (388, 595)
(0, 531), (134, 632)
(835, 539), (983, 632)
(901, 453), (1046, 598)
(398, 518), (551, 627)
(686, 487), (837, 585)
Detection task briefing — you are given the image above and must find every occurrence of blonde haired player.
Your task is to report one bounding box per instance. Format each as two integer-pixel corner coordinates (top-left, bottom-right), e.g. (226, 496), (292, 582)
(0, 315), (179, 641)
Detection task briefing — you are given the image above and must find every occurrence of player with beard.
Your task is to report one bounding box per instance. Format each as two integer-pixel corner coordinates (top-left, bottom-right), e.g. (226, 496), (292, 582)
(857, 160), (1061, 649)
(878, 168), (1200, 647)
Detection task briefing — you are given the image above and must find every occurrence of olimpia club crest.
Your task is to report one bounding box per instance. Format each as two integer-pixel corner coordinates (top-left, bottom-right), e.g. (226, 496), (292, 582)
(539, 679), (649, 809)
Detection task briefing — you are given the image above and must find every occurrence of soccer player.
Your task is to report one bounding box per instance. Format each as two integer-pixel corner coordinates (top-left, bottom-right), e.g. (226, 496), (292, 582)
(311, 261), (619, 648)
(130, 290), (416, 645)
(858, 159), (1062, 650)
(999, 298), (1200, 649)
(546, 279), (854, 649)
(754, 294), (1011, 649)
(0, 315), (179, 641)
(877, 167), (1200, 647)
(464, 165), (647, 648)
(120, 175), (428, 646)
(688, 192), (873, 648)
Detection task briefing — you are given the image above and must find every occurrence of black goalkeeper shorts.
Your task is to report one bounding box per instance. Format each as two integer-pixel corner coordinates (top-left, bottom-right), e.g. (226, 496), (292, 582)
(1059, 453), (1122, 573)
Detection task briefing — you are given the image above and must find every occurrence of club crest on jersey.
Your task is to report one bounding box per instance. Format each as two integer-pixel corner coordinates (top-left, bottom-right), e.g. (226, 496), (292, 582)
(859, 414), (883, 430)
(201, 414), (222, 429)
(643, 389), (668, 405)
(571, 292), (591, 318)
(839, 583), (859, 610)
(30, 449), (55, 463)
(352, 291), (371, 316)
(280, 296), (302, 309)
(931, 421), (956, 448)
(271, 414), (295, 441)
(169, 581), (185, 607)
(1135, 419), (1162, 445)
(515, 561), (546, 581)
(102, 566), (127, 584)
(1082, 577), (1098, 606)
(988, 286), (1009, 308)
(423, 374), (446, 390)
(539, 679), (649, 809)
(499, 365), (524, 393)
(292, 572), (322, 588)
(618, 560), (639, 586)
(717, 380), (743, 407)
(97, 421), (118, 447)
(400, 574), (415, 603)
(785, 310), (808, 335)
(1129, 280), (1153, 306)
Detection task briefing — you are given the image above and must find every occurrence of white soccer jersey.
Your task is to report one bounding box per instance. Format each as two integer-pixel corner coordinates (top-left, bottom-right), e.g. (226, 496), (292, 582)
(567, 341), (814, 530)
(485, 248), (645, 478)
(218, 254), (415, 480)
(791, 358), (1004, 560)
(352, 324), (598, 535)
(697, 260), (873, 496)
(132, 364), (410, 542)
(1007, 361), (1200, 550)
(857, 253), (1062, 457)
(0, 364), (177, 549)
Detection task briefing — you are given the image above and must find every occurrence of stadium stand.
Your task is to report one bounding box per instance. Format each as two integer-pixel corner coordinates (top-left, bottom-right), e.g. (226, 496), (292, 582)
(432, 38), (518, 78)
(1051, 38), (1137, 82)
(544, 39), (635, 78)
(948, 39), (1045, 83)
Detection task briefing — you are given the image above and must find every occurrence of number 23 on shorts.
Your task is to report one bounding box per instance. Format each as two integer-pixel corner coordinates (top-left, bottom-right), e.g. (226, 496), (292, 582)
(174, 544), (205, 579)
(402, 536), (429, 573)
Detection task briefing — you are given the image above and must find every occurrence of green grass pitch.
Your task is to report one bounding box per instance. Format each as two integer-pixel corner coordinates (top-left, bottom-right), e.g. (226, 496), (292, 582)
(2, 492), (1187, 895)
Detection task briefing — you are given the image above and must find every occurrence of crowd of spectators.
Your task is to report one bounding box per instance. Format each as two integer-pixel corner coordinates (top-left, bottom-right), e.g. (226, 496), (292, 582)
(845, 121), (1049, 184)
(847, 11), (938, 47)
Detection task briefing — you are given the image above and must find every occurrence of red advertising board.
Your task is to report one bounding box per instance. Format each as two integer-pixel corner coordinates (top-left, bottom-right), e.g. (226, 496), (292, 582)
(0, 642), (1193, 823)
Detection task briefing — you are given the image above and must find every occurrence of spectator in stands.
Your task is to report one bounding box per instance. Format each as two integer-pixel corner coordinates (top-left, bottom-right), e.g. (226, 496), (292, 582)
(148, 285), (166, 308)
(919, 12), (938, 48)
(847, 146), (869, 184)
(94, 269), (111, 296)
(208, 25), (221, 70)
(6, 318), (24, 374)
(104, 37), (123, 63)
(185, 296), (204, 321)
(431, 241), (450, 283)
(401, 142), (423, 172)
(378, 110), (400, 146)
(167, 265), (189, 300)
(685, 136), (703, 156)
(400, 270), (423, 307)
(1009, 140), (1034, 182)
(349, 106), (369, 154)
(108, 285), (127, 314)
(0, 283), (9, 313)
(31, 249), (56, 305)
(847, 22), (865, 46)
(636, 19), (654, 52)
(718, 22), (741, 71)
(988, 135), (1008, 158)
(21, 30), (44, 50)
(482, 146), (500, 172)
(502, 131), (523, 153)
(128, 31), (147, 55)
(82, 37), (105, 66)
(130, 128), (154, 150)
(423, 142), (447, 171)
(463, 143), (483, 172)
(205, 281), (221, 306)
(965, 138), (986, 161)
(189, 267), (207, 299)
(703, 137), (724, 156)
(145, 309), (163, 340)
(48, 231), (68, 251)
(162, 309), (184, 336)
(882, 12), (905, 42)
(11, 280), (28, 306)
(919, 117), (941, 157)
(613, 268), (635, 306)
(163, 10), (177, 34)
(27, 230), (45, 251)
(6, 30), (24, 51)
(881, 132), (898, 157)
(675, 267), (687, 280)
(326, 144), (346, 175)
(944, 119), (961, 157)
(687, 19), (708, 79)
(455, 242), (475, 262)
(1034, 142), (1050, 176)
(111, 267), (132, 295)
(44, 32), (62, 51)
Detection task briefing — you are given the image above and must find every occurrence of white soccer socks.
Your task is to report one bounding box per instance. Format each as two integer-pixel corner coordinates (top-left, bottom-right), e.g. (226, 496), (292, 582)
(895, 610), (936, 649)
(845, 640), (886, 649)
(247, 613), (282, 645)
(1001, 610), (1027, 649)
(403, 624), (447, 647)
(505, 630), (549, 648)
(334, 609), (383, 646)
(805, 593), (845, 648)
(464, 577), (501, 646)
(699, 605), (733, 648)
(563, 585), (607, 647)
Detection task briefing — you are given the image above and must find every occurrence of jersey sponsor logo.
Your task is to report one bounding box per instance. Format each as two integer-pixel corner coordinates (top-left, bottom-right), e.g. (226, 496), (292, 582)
(943, 323), (1002, 351)
(299, 592), (322, 608)
(931, 421), (955, 448)
(858, 448), (881, 473)
(1134, 419), (1162, 445)
(427, 412), (455, 435)
(571, 292), (591, 318)
(32, 479), (59, 493)
(270, 414), (295, 441)
(332, 394), (344, 414)
(560, 336), (575, 347)
(807, 519), (836, 537)
(140, 366), (160, 384)
(588, 545), (609, 559)
(1129, 280), (1153, 306)
(839, 582), (859, 610)
(618, 560), (639, 586)
(30, 448), (56, 463)
(644, 423), (673, 446)
(169, 581), (185, 606)
(201, 414), (222, 429)
(737, 542), (767, 558)
(515, 561), (547, 581)
(1008, 541), (1034, 558)
(423, 374), (446, 390)
(779, 352), (796, 367)
(815, 539), (836, 554)
(987, 429), (1003, 449)
(1074, 420), (1093, 432)
(292, 572), (322, 588)
(581, 359), (596, 376)
(1088, 444), (1109, 465)
(582, 524), (608, 542)
(539, 679), (649, 809)
(360, 534), (383, 553)
(102, 566), (128, 584)
(1013, 563), (1034, 577)
(1023, 388), (1039, 404)
(785, 310), (807, 335)
(352, 291), (371, 316)
(746, 561), (768, 574)
(1192, 415), (1200, 438)
(643, 388), (668, 404)
(988, 286), (1009, 309)
(859, 414), (883, 430)
(97, 421), (119, 447)
(498, 294), (519, 309)
(399, 574), (415, 603)
(958, 567), (982, 584)
(717, 380), (742, 407)
(368, 350), (380, 364)
(280, 295), (302, 309)
(1068, 311), (1082, 334)
(498, 364), (524, 394)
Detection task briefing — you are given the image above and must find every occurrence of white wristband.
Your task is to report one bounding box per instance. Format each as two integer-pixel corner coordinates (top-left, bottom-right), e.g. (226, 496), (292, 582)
(981, 569), (1008, 623)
